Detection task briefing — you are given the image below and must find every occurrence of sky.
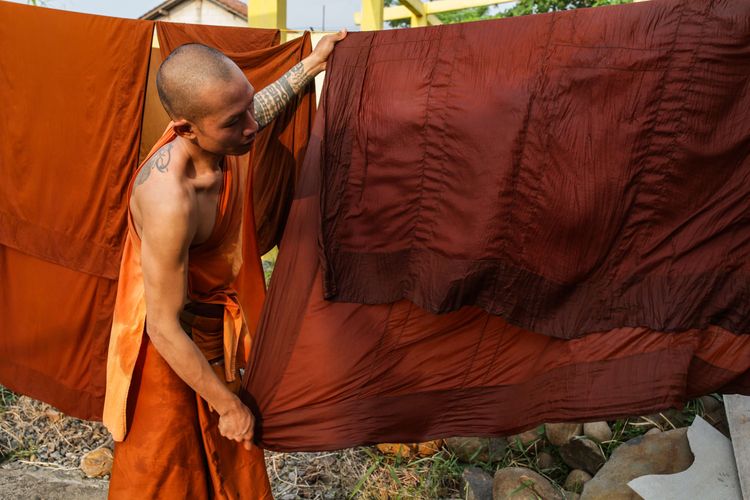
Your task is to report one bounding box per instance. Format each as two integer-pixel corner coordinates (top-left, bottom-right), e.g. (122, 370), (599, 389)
(6, 0), (374, 31)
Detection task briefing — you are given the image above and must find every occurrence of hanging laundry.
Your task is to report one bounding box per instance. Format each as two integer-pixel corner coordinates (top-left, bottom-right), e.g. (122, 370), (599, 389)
(0, 2), (154, 420)
(242, 0), (750, 451)
(0, 2), (315, 421)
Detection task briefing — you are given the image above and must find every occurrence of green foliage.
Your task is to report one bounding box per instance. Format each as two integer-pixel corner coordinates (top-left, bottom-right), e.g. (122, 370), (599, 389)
(501, 0), (633, 18)
(437, 6), (491, 23)
(385, 1), (492, 27)
(384, 0), (633, 28)
(261, 247), (278, 286)
(349, 447), (463, 498)
(0, 386), (16, 414)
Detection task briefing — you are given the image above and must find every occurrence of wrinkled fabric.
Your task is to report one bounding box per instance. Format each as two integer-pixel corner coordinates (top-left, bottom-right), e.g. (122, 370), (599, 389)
(0, 2), (153, 419)
(109, 305), (272, 500)
(242, 0), (750, 451)
(0, 2), (314, 422)
(320, 0), (750, 338)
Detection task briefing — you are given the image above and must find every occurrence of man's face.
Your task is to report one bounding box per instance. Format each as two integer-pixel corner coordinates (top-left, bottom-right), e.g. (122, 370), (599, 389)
(190, 69), (259, 156)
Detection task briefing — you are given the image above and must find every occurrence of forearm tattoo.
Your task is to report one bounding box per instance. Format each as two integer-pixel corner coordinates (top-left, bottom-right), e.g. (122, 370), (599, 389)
(134, 143), (172, 187)
(253, 62), (314, 129)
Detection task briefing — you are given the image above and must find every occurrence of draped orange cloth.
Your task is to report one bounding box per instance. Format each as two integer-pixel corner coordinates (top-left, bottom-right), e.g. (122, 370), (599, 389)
(105, 130), (271, 499)
(103, 127), (264, 440)
(103, 22), (315, 500)
(0, 2), (153, 419)
(0, 2), (315, 424)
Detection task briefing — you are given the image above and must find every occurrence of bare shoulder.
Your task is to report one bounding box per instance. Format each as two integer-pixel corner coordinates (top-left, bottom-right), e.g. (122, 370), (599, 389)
(131, 143), (195, 238)
(133, 143), (181, 190)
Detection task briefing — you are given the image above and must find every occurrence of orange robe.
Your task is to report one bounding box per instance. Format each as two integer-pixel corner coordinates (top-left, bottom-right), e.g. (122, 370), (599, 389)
(104, 128), (271, 499)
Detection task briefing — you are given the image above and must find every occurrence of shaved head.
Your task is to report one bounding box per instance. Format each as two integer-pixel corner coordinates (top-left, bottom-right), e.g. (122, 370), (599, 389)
(156, 43), (241, 122)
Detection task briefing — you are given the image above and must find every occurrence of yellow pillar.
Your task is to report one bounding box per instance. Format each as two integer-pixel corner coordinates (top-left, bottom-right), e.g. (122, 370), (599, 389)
(361, 0), (384, 31)
(248, 0), (287, 40)
(410, 14), (428, 27)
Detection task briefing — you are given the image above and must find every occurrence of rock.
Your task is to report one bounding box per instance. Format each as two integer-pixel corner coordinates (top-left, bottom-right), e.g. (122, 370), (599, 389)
(445, 437), (507, 463)
(581, 427), (692, 499)
(627, 417), (741, 500)
(636, 408), (688, 430)
(698, 395), (722, 413)
(461, 466), (493, 500)
(376, 439), (443, 458)
(376, 443), (410, 457)
(582, 422), (612, 443)
(536, 451), (556, 470)
(79, 448), (113, 478)
(645, 428), (661, 436)
(563, 492), (581, 500)
(0, 465), (108, 499)
(563, 469), (592, 493)
(507, 426), (545, 448)
(44, 409), (62, 423)
(493, 467), (562, 500)
(416, 440), (443, 456)
(699, 397), (729, 437)
(545, 423), (583, 446)
(559, 438), (605, 475)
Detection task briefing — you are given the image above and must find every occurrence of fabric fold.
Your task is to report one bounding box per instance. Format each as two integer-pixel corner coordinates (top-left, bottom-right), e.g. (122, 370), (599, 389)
(242, 0), (750, 451)
(318, 0), (750, 339)
(0, 3), (154, 419)
(0, 4), (315, 421)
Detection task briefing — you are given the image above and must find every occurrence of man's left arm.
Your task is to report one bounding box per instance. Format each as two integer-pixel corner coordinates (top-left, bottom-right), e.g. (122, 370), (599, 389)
(253, 29), (346, 129)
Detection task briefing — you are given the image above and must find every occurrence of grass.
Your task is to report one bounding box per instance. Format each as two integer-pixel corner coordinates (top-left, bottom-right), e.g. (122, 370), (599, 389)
(0, 385), (29, 463)
(345, 396), (713, 499)
(261, 247), (278, 286)
(0, 390), (719, 498)
(348, 447), (464, 499)
(0, 386), (17, 414)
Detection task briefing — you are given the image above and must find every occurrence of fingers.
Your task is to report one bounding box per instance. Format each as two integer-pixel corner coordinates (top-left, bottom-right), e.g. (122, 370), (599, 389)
(226, 427), (253, 443)
(217, 421), (253, 442)
(323, 28), (346, 45)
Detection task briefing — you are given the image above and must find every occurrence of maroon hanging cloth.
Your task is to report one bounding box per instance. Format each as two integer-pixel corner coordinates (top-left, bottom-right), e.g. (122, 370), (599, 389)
(319, 0), (750, 338)
(242, 0), (750, 452)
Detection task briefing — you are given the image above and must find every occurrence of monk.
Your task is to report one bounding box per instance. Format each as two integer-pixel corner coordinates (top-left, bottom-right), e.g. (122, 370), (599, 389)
(103, 30), (346, 499)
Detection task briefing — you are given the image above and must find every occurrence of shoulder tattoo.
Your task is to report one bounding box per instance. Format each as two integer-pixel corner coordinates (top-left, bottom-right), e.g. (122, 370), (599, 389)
(134, 143), (173, 188)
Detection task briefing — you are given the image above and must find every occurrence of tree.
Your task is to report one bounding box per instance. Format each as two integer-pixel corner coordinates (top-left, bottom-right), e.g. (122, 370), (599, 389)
(500, 0), (633, 18)
(383, 0), (633, 28)
(384, 0), (491, 28)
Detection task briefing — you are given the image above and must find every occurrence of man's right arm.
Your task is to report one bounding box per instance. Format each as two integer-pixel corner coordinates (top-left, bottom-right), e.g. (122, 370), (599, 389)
(136, 174), (255, 450)
(252, 29), (347, 129)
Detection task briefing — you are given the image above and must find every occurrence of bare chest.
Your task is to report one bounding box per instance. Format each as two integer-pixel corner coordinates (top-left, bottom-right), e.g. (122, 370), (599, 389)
(192, 173), (224, 246)
(130, 169), (225, 247)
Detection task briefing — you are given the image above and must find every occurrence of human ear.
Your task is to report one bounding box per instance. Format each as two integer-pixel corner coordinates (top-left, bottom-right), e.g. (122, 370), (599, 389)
(172, 119), (196, 139)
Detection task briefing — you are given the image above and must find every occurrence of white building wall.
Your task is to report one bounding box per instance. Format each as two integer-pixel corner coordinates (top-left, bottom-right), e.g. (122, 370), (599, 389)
(156, 0), (246, 27)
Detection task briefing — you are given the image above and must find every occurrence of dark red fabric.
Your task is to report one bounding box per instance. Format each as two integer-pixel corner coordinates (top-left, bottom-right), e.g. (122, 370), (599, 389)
(319, 0), (750, 339)
(241, 0), (750, 452)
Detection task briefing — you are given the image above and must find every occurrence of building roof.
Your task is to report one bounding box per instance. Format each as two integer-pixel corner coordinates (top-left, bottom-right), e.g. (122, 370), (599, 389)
(140, 0), (247, 21)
